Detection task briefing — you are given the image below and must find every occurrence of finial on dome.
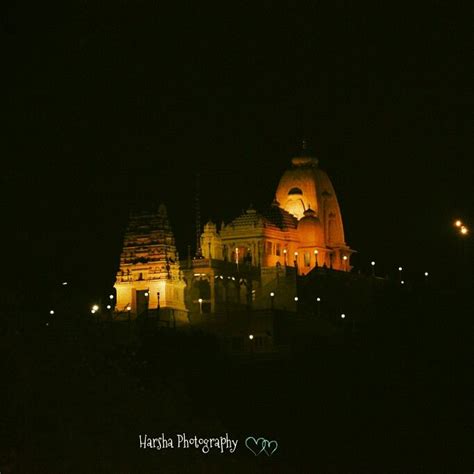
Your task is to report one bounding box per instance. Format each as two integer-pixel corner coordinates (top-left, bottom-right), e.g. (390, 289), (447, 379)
(292, 139), (318, 167)
(303, 207), (317, 218)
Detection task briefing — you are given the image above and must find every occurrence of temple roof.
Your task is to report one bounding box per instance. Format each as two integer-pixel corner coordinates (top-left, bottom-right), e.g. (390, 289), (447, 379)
(261, 205), (298, 230)
(224, 205), (297, 232)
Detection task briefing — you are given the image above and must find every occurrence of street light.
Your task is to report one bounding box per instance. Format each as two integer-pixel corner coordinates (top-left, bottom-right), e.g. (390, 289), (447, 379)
(316, 297), (321, 317)
(460, 226), (468, 235)
(341, 313), (346, 319)
(106, 304), (111, 310)
(62, 281), (68, 286)
(314, 249), (319, 267)
(198, 298), (203, 314)
(424, 272), (429, 277)
(49, 310), (55, 315)
(92, 304), (99, 312)
(270, 292), (275, 310)
(371, 260), (376, 276)
(398, 266), (403, 283)
(109, 294), (114, 300)
(455, 220), (462, 227)
(248, 334), (254, 340)
(343, 255), (348, 271)
(294, 296), (299, 302)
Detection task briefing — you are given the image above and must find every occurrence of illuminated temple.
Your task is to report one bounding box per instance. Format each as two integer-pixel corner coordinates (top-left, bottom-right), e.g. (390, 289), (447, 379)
(114, 144), (360, 349)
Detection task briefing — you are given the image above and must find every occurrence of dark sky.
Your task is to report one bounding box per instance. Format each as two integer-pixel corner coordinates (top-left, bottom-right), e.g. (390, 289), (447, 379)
(5, 2), (473, 301)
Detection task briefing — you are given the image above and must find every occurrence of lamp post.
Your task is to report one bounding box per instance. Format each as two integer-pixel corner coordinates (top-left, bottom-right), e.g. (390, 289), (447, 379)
(341, 313), (355, 336)
(249, 334), (254, 357)
(198, 298), (203, 314)
(144, 291), (149, 318)
(316, 297), (321, 317)
(398, 266), (403, 283)
(270, 292), (275, 310)
(314, 249), (319, 267)
(371, 260), (376, 277)
(343, 255), (348, 271)
(283, 248), (287, 266)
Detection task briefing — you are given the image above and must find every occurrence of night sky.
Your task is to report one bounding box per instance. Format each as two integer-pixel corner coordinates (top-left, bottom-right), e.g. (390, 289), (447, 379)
(5, 3), (473, 304)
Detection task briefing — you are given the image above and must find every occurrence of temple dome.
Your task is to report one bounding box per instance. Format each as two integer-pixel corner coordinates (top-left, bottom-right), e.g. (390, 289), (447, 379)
(297, 208), (325, 246)
(275, 144), (347, 246)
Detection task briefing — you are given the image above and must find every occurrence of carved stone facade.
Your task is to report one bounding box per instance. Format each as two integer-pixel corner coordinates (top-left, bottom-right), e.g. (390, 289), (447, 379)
(114, 204), (187, 322)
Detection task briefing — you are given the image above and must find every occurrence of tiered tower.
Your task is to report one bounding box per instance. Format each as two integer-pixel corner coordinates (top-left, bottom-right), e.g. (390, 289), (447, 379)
(114, 204), (187, 321)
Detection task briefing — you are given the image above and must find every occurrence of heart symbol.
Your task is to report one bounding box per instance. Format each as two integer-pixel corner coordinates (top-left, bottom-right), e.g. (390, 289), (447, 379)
(263, 440), (278, 456)
(245, 437), (267, 456)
